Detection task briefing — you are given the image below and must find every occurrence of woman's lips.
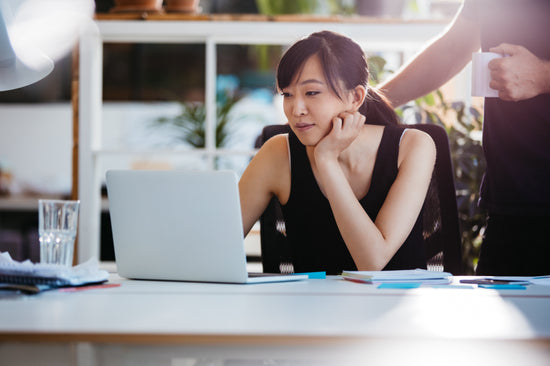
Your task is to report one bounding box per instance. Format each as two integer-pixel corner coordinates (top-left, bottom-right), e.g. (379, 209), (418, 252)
(295, 123), (314, 132)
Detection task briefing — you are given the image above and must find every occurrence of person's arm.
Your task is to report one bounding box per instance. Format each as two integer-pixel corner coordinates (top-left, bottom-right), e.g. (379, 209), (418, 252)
(238, 134), (290, 237)
(488, 43), (550, 101)
(378, 11), (481, 108)
(314, 120), (436, 271)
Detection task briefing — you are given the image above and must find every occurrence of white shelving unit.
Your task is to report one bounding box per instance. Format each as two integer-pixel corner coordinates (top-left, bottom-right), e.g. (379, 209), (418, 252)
(77, 15), (448, 263)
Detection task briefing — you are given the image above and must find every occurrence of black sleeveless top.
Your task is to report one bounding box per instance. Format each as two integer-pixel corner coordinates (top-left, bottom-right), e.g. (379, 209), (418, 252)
(281, 125), (426, 275)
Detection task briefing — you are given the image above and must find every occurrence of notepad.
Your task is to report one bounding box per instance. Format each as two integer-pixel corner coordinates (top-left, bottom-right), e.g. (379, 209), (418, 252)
(341, 269), (452, 285)
(0, 252), (109, 292)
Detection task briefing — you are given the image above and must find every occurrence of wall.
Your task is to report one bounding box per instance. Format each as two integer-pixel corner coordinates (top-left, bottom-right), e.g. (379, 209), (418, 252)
(0, 103), (73, 196)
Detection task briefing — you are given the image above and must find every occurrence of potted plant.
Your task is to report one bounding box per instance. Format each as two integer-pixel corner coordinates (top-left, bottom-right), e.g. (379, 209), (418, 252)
(111, 0), (163, 12)
(255, 0), (354, 16)
(154, 92), (239, 149)
(165, 0), (201, 13)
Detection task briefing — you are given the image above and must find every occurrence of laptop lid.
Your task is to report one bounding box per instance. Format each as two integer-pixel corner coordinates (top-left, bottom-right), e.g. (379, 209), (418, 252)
(105, 169), (306, 284)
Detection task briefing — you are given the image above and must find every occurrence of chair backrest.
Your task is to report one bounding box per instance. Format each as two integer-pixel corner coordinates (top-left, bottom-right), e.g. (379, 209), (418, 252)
(254, 123), (463, 275)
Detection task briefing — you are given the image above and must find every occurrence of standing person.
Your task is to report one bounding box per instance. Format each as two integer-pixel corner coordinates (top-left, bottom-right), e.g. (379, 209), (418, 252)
(239, 31), (436, 275)
(379, 0), (550, 276)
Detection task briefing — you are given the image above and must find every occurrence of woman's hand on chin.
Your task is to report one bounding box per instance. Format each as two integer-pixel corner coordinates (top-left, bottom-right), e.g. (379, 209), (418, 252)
(314, 111), (365, 164)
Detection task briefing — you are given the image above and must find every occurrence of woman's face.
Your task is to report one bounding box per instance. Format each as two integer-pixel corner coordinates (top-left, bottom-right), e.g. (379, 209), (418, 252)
(280, 54), (355, 146)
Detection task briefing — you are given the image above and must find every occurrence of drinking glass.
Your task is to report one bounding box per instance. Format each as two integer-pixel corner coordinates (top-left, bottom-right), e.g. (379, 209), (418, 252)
(38, 199), (80, 266)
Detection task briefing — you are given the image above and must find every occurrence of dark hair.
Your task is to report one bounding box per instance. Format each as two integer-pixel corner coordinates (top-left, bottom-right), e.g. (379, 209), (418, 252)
(276, 31), (399, 126)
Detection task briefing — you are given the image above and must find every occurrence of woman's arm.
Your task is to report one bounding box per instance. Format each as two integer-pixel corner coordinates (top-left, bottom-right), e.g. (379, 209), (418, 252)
(238, 134), (290, 237)
(315, 128), (436, 270)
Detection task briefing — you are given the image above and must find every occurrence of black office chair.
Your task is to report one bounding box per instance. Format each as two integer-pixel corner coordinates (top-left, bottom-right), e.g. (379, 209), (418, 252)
(254, 123), (464, 275)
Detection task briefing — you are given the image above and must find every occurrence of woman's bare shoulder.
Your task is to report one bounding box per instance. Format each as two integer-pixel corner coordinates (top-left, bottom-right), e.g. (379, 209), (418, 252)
(401, 128), (435, 149)
(250, 133), (291, 203)
(256, 133), (290, 162)
(398, 128), (436, 166)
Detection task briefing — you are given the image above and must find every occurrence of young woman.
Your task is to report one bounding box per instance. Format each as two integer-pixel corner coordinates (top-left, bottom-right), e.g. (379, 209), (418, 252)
(239, 31), (436, 274)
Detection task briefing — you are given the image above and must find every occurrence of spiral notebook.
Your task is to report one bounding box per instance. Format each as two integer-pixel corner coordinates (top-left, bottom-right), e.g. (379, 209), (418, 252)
(106, 169), (307, 284)
(0, 252), (109, 293)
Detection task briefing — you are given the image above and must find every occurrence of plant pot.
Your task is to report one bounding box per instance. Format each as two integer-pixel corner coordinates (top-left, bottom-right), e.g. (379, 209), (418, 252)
(111, 0), (163, 12)
(165, 0), (200, 13)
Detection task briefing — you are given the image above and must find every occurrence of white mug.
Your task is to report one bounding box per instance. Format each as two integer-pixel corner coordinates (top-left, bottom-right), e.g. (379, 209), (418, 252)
(471, 52), (504, 98)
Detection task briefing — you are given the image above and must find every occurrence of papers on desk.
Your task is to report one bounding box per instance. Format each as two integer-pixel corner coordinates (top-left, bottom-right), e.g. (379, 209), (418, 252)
(460, 276), (550, 287)
(0, 252), (109, 293)
(341, 269), (452, 285)
(340, 268), (550, 289)
(531, 276), (550, 286)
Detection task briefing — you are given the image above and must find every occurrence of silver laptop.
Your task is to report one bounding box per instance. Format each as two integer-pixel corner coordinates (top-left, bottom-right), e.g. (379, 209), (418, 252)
(105, 169), (307, 284)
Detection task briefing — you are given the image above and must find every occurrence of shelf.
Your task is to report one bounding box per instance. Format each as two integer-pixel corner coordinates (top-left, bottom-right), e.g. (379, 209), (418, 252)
(93, 148), (258, 157)
(0, 195), (70, 212)
(0, 196), (40, 212)
(95, 13), (450, 24)
(94, 15), (447, 51)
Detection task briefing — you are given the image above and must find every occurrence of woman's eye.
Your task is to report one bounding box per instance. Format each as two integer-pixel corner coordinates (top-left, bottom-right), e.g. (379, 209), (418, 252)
(281, 92), (292, 98)
(306, 91), (320, 96)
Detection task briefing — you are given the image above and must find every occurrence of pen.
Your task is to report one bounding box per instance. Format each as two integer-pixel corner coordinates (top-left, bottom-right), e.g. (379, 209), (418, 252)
(459, 279), (529, 285)
(478, 284), (526, 290)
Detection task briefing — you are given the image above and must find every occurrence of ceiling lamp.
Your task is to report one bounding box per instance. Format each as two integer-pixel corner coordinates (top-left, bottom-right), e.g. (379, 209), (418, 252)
(0, 2), (53, 91)
(0, 0), (94, 92)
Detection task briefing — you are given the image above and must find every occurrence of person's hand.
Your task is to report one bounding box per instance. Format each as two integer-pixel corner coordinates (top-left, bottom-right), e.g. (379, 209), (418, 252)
(313, 111), (365, 164)
(489, 43), (550, 101)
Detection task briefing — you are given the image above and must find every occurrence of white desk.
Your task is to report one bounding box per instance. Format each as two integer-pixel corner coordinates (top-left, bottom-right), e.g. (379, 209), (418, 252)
(1, 273), (550, 365)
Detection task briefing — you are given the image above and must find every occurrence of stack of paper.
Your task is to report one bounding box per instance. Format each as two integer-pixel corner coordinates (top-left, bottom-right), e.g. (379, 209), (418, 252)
(530, 276), (550, 286)
(341, 269), (452, 285)
(0, 252), (109, 293)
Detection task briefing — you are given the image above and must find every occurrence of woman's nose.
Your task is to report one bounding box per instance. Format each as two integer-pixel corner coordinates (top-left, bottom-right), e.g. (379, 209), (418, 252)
(292, 98), (307, 117)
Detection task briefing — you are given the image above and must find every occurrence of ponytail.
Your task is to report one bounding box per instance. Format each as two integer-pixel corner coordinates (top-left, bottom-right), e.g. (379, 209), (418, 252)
(359, 87), (401, 126)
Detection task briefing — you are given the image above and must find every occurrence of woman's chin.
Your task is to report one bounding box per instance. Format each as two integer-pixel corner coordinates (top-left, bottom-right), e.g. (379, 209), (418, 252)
(292, 126), (326, 147)
(293, 132), (318, 147)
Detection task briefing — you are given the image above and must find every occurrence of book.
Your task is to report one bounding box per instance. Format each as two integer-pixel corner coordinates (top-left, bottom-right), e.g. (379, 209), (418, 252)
(0, 252), (109, 293)
(341, 269), (452, 285)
